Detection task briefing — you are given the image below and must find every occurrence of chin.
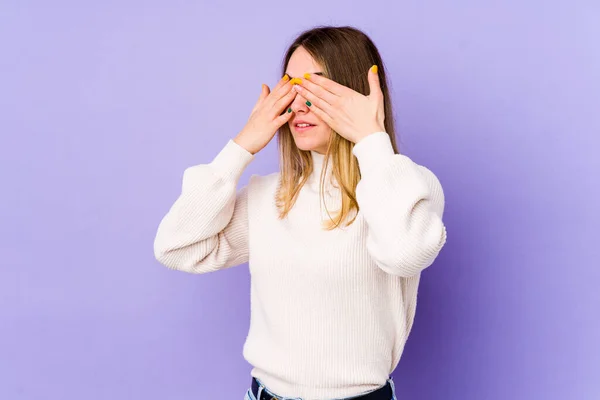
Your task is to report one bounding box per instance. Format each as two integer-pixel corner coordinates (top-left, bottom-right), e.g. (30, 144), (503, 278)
(293, 137), (327, 152)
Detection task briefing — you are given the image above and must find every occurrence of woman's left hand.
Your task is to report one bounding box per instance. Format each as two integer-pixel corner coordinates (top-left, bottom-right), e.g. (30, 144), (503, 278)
(292, 66), (385, 143)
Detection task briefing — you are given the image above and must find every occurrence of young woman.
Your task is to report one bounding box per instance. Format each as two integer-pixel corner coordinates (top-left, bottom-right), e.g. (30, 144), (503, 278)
(154, 26), (447, 400)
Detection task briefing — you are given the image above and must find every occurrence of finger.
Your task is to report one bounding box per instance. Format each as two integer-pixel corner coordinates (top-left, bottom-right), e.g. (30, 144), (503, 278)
(260, 83), (271, 100)
(298, 74), (338, 105)
(367, 65), (382, 99)
(273, 87), (297, 116)
(269, 74), (293, 99)
(292, 84), (333, 114)
(367, 65), (385, 125)
(272, 74), (291, 93)
(267, 78), (294, 107)
(257, 84), (270, 106)
(302, 95), (334, 127)
(303, 73), (352, 97)
(273, 101), (296, 127)
(251, 84), (270, 113)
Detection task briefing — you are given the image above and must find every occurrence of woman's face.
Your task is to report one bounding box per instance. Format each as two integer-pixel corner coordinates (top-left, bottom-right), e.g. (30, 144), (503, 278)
(285, 46), (332, 154)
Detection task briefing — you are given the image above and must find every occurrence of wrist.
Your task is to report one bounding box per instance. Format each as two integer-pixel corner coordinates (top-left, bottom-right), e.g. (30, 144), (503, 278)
(233, 134), (258, 155)
(352, 131), (395, 176)
(355, 128), (385, 144)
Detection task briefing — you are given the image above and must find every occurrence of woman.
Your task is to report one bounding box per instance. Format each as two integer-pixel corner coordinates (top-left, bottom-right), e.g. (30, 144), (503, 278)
(154, 26), (447, 400)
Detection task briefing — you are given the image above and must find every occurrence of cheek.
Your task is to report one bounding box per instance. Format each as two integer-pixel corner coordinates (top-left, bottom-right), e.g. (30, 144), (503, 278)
(316, 125), (332, 141)
(311, 111), (323, 122)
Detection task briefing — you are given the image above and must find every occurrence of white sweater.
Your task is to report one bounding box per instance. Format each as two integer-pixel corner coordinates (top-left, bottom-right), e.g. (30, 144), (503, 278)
(154, 132), (447, 400)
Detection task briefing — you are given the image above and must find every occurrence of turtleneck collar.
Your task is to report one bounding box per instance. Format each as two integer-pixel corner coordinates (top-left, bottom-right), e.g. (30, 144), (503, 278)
(310, 150), (326, 173)
(307, 150), (337, 191)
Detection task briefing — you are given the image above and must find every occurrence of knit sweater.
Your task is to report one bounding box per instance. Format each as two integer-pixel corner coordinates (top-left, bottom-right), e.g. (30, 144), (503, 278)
(154, 131), (447, 400)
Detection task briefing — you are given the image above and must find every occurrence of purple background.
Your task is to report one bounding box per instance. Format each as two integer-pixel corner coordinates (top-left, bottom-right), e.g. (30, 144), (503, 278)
(2, 1), (599, 399)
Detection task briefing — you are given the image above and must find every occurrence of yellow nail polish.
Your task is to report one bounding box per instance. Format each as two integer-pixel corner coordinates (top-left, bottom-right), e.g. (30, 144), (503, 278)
(289, 77), (303, 85)
(371, 65), (378, 74)
(283, 74), (290, 82)
(303, 73), (311, 79)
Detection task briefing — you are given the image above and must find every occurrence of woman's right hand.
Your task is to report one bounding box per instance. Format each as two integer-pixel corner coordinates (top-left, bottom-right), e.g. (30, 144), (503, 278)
(234, 75), (296, 155)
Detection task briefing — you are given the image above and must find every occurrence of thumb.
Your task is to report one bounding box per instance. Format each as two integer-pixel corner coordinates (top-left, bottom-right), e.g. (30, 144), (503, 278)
(367, 65), (382, 99)
(252, 84), (271, 113)
(259, 83), (270, 101)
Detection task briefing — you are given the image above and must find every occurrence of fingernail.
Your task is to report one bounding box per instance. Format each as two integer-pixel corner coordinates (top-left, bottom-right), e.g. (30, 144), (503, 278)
(303, 73), (311, 79)
(292, 85), (300, 92)
(371, 65), (378, 74)
(283, 74), (290, 82)
(306, 100), (312, 107)
(287, 108), (292, 113)
(290, 78), (303, 85)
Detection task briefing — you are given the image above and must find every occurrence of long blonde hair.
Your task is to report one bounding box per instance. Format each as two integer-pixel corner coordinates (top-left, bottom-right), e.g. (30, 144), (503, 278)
(275, 26), (399, 230)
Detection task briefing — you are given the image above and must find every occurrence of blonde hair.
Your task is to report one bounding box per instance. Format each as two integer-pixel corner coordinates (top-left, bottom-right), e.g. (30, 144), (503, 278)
(275, 26), (400, 230)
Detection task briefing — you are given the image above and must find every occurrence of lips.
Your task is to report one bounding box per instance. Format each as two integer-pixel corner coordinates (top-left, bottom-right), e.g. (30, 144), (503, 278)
(293, 119), (317, 128)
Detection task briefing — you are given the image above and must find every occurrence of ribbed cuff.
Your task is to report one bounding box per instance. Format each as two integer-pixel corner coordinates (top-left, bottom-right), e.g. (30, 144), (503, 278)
(352, 132), (395, 177)
(209, 139), (255, 183)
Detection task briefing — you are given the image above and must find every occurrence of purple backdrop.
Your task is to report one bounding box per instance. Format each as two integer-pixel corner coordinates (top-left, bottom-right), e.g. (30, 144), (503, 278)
(1, 1), (599, 399)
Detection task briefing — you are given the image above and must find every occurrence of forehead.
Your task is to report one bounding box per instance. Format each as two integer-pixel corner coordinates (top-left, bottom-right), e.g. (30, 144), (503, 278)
(286, 46), (323, 76)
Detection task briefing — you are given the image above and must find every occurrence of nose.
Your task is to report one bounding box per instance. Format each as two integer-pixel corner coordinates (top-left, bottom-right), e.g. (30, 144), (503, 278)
(290, 89), (310, 114)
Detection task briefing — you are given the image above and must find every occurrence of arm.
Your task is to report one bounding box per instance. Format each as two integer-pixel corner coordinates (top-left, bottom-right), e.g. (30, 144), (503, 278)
(353, 132), (447, 277)
(153, 140), (254, 274)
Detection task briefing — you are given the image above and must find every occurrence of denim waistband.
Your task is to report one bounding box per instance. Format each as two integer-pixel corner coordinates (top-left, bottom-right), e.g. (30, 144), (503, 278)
(245, 376), (397, 400)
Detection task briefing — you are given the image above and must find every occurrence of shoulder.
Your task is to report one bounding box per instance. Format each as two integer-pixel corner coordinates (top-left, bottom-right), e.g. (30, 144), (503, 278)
(245, 172), (281, 221)
(247, 171), (280, 196)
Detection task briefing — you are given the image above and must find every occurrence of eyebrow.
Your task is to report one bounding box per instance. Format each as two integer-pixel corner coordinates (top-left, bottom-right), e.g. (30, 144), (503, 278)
(285, 72), (325, 78)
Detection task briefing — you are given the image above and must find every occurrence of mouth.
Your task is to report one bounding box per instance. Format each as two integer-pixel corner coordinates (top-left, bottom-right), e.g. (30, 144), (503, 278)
(293, 122), (317, 133)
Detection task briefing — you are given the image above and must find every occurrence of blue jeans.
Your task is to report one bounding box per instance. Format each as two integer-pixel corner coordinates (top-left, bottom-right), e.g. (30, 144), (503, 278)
(244, 376), (397, 400)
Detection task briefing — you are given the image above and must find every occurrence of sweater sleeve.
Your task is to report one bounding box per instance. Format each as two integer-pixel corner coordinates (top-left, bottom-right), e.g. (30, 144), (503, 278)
(153, 140), (254, 274)
(352, 132), (447, 277)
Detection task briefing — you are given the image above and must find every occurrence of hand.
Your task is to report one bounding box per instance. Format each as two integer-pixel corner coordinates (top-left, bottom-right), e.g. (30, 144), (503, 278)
(291, 66), (385, 143)
(234, 76), (297, 155)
